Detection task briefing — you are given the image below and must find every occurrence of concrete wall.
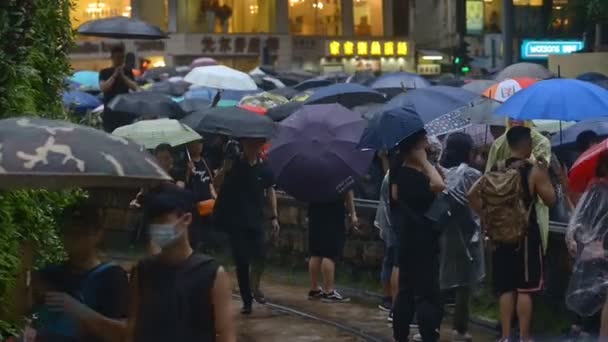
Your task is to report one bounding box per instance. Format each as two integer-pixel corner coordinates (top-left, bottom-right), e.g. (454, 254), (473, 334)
(548, 52), (608, 78)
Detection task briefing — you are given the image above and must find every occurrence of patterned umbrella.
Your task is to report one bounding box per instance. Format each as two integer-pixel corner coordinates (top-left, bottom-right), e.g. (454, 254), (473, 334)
(113, 118), (202, 148)
(461, 80), (497, 94)
(425, 111), (471, 137)
(238, 92), (289, 109)
(0, 117), (170, 189)
(483, 77), (538, 102)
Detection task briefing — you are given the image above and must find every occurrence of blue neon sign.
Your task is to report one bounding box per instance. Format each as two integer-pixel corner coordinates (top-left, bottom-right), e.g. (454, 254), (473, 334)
(521, 40), (584, 60)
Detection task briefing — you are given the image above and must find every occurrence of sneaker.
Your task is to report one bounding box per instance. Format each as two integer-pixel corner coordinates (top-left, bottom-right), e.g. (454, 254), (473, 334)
(452, 330), (473, 342)
(252, 289), (266, 304)
(413, 333), (422, 342)
(378, 297), (392, 312)
(321, 290), (351, 303)
(308, 289), (324, 300)
(241, 304), (252, 315)
(387, 312), (393, 323)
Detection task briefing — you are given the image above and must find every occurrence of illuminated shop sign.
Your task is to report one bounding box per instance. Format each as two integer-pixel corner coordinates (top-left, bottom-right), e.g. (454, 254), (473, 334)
(520, 40), (584, 60)
(327, 40), (408, 57)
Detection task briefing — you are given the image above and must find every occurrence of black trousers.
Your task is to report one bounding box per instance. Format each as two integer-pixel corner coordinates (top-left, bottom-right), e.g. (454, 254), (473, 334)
(393, 244), (443, 342)
(229, 229), (266, 306)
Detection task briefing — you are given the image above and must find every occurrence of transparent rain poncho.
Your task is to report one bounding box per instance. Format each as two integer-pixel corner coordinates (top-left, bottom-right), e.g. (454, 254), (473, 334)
(439, 163), (486, 289)
(566, 181), (608, 317)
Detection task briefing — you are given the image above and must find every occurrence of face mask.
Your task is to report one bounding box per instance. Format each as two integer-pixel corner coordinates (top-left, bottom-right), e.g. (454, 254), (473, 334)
(149, 221), (184, 249)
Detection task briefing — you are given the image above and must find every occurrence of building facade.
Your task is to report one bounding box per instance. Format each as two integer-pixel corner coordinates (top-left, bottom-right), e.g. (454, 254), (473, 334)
(69, 0), (416, 73)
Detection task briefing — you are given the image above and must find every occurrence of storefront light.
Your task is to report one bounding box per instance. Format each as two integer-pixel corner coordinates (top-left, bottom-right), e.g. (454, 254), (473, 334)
(312, 1), (324, 10)
(344, 41), (355, 56)
(329, 41), (341, 56)
(422, 55), (443, 61)
(383, 42), (394, 55)
(370, 41), (381, 56)
(357, 41), (368, 55)
(397, 42), (408, 56)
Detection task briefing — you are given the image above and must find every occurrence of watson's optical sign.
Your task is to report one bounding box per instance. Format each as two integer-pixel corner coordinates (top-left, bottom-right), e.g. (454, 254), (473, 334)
(521, 40), (584, 60)
(326, 40), (409, 57)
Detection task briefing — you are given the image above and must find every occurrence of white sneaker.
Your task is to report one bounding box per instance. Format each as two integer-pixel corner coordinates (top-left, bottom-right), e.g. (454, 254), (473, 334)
(413, 333), (422, 342)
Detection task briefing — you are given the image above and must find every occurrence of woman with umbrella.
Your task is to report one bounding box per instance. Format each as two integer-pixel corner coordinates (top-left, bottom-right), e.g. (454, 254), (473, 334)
(390, 129), (445, 342)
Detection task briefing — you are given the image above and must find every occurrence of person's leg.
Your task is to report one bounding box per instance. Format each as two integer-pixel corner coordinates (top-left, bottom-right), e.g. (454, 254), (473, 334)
(393, 253), (416, 342)
(309, 256), (322, 290)
(453, 286), (471, 336)
(415, 252), (442, 342)
(391, 267), (400, 302)
(321, 257), (336, 293)
(231, 234), (253, 312)
(380, 245), (394, 310)
(499, 292), (516, 340)
(517, 292), (533, 341)
(599, 295), (608, 339)
(250, 233), (267, 303)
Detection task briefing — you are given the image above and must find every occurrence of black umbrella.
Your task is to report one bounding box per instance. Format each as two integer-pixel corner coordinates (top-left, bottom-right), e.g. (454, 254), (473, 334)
(141, 66), (190, 81)
(77, 16), (168, 40)
(293, 79), (333, 91)
(0, 117), (171, 189)
(304, 83), (386, 109)
(182, 107), (276, 138)
(268, 87), (300, 99)
(347, 70), (376, 84)
(179, 98), (211, 113)
(266, 101), (304, 122)
(108, 92), (186, 120)
(145, 80), (191, 97)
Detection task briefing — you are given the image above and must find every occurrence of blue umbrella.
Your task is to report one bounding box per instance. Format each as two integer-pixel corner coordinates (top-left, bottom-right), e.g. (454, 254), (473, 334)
(366, 72), (431, 90)
(268, 104), (374, 202)
(387, 85), (480, 123)
(550, 118), (608, 147)
(62, 90), (102, 115)
(70, 71), (100, 91)
(495, 79), (608, 121)
(577, 72), (607, 83)
(304, 83), (386, 108)
(293, 79), (333, 91)
(358, 106), (425, 150)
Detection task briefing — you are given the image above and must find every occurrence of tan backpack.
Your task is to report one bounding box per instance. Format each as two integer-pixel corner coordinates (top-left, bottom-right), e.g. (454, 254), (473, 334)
(480, 161), (533, 245)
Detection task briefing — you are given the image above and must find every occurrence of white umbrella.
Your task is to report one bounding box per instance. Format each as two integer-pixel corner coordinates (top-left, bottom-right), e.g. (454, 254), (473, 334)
(184, 65), (258, 91)
(113, 118), (202, 149)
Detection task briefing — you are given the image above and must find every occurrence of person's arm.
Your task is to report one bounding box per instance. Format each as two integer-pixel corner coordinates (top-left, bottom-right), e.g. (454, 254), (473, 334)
(99, 68), (121, 93)
(422, 160), (445, 193)
(267, 186), (280, 235)
(467, 178), (484, 215)
(531, 164), (557, 207)
(124, 266), (140, 342)
(211, 267), (236, 342)
(121, 69), (139, 91)
(344, 190), (359, 228)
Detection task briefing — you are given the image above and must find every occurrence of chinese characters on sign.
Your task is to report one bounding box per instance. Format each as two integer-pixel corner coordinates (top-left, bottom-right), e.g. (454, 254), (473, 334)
(200, 36), (280, 55)
(326, 40), (409, 57)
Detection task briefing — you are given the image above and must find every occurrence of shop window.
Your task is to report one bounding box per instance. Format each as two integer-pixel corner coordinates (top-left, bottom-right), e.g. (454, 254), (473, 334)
(289, 0), (342, 36)
(71, 0), (132, 29)
(513, 0), (543, 6)
(353, 0), (383, 36)
(177, 0), (275, 33)
(137, 0), (169, 31)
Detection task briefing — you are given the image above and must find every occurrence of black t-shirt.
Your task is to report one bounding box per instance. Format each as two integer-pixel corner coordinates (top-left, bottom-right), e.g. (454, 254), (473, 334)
(187, 158), (214, 202)
(38, 263), (129, 342)
(99, 67), (134, 105)
(214, 158), (274, 232)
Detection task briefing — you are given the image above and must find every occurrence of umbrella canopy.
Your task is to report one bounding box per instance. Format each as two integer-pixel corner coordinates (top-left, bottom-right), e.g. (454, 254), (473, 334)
(366, 72), (432, 91)
(304, 83), (386, 108)
(316, 72), (350, 83)
(143, 80), (191, 97)
(461, 80), (497, 94)
(0, 117), (170, 189)
(182, 107), (276, 138)
(483, 77), (538, 102)
(293, 79), (333, 91)
(179, 98), (211, 113)
(495, 62), (553, 81)
(346, 70), (376, 84)
(238, 92), (289, 109)
(113, 118), (201, 148)
(577, 72), (608, 83)
(425, 111), (471, 137)
(108, 92), (187, 120)
(266, 101), (303, 122)
(70, 71), (100, 91)
(185, 65), (258, 91)
(594, 80), (608, 90)
(268, 104), (374, 202)
(457, 98), (505, 126)
(570, 139), (608, 193)
(252, 75), (285, 91)
(551, 118), (608, 147)
(62, 91), (102, 115)
(268, 86), (300, 99)
(358, 106), (425, 150)
(388, 86), (480, 123)
(189, 57), (218, 69)
(77, 16), (167, 40)
(352, 103), (386, 120)
(141, 66), (190, 81)
(495, 79), (608, 121)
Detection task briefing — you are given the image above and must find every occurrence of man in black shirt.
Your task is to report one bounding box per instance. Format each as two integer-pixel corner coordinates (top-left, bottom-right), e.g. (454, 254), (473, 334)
(214, 138), (280, 314)
(99, 45), (138, 132)
(32, 203), (129, 342)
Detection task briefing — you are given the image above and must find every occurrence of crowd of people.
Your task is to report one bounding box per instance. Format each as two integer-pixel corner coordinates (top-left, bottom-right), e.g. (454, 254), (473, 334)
(18, 45), (608, 342)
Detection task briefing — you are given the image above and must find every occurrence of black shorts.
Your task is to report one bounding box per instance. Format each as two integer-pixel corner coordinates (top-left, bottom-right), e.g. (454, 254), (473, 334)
(308, 201), (346, 260)
(492, 224), (544, 295)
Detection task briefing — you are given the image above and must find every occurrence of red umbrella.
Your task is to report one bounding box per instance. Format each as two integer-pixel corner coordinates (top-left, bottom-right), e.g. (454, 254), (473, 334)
(570, 139), (608, 193)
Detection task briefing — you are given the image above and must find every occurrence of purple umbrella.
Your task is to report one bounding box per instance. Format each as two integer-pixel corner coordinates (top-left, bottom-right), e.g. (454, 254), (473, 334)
(268, 104), (374, 202)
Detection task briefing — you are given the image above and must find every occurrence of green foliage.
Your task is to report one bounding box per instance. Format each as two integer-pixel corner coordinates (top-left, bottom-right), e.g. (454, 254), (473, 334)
(567, 0), (608, 24)
(0, 0), (78, 338)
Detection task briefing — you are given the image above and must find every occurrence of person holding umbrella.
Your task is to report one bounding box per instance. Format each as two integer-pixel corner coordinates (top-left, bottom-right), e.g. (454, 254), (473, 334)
(99, 45), (139, 132)
(214, 137), (280, 314)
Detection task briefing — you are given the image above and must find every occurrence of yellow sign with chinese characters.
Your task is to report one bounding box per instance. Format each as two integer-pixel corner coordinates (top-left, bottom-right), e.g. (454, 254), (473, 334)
(327, 40), (409, 57)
